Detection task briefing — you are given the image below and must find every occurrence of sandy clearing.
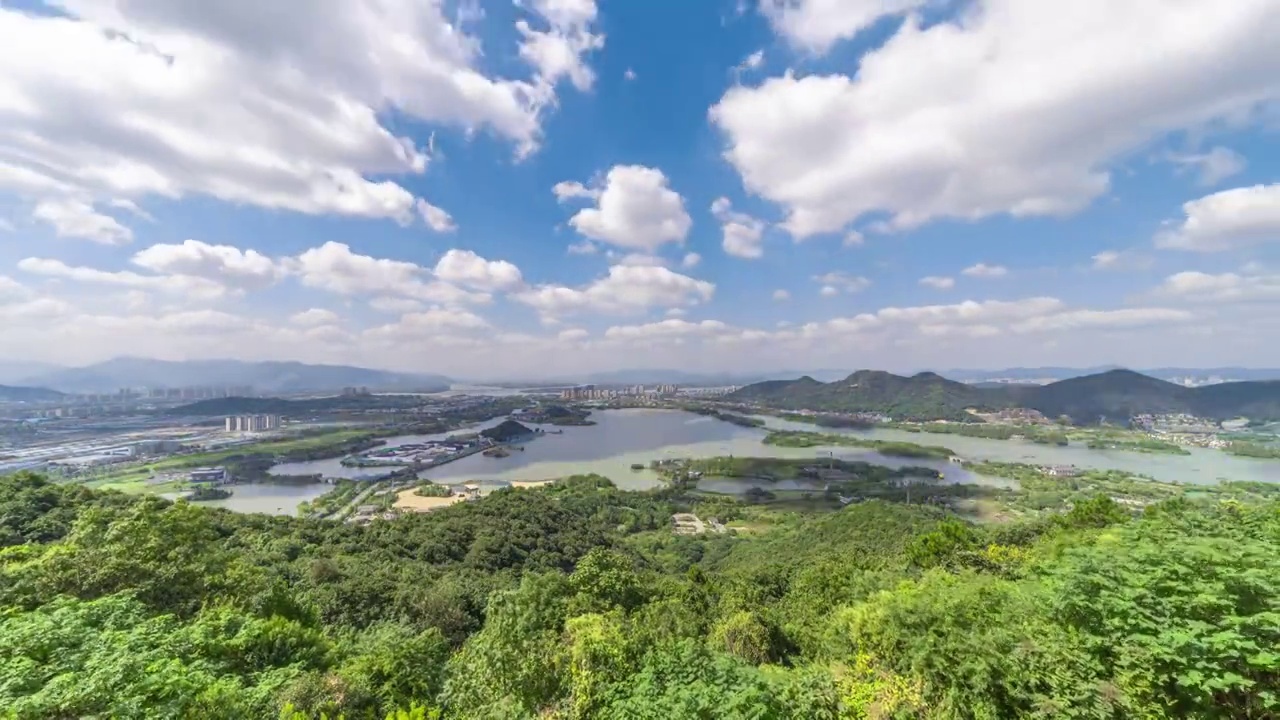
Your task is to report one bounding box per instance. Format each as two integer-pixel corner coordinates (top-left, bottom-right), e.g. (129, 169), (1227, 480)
(394, 488), (465, 512)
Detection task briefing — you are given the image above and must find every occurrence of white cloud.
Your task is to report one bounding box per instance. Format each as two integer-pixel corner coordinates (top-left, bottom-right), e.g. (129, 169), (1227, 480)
(1154, 183), (1280, 252)
(961, 263), (1008, 278)
(713, 0), (1280, 238)
(367, 307), (490, 337)
(131, 239), (284, 291)
(32, 199), (132, 244)
(682, 252), (701, 269)
(558, 327), (590, 341)
(415, 199), (457, 233)
(516, 0), (604, 92)
(772, 289), (790, 301)
(760, 0), (924, 53)
(553, 181), (601, 202)
(919, 275), (955, 289)
(369, 296), (426, 314)
(432, 249), (524, 291)
(734, 49), (766, 75)
(293, 242), (488, 305)
(0, 218), (14, 232)
(1165, 146), (1247, 187)
(843, 231), (865, 247)
(1091, 249), (1153, 271)
(813, 271), (870, 293)
(1156, 270), (1280, 302)
(615, 253), (668, 267)
(1009, 308), (1193, 333)
(624, 68), (637, 81)
(291, 308), (342, 326)
(17, 257), (227, 299)
(0, 0), (587, 230)
(561, 165), (692, 251)
(711, 196), (766, 259)
(0, 276), (29, 299)
(514, 263), (715, 318)
(604, 318), (732, 341)
(567, 240), (599, 255)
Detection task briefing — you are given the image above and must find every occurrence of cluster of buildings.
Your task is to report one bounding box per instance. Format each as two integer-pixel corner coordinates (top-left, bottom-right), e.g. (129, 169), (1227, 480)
(224, 414), (282, 433)
(188, 467), (228, 483)
(340, 386), (372, 396)
(559, 384), (680, 400)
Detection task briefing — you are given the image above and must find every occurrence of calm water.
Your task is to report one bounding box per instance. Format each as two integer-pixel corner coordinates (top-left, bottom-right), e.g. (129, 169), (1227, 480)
(754, 416), (1280, 485)
(196, 482), (332, 515)
(416, 409), (1003, 491)
(241, 409), (1280, 515)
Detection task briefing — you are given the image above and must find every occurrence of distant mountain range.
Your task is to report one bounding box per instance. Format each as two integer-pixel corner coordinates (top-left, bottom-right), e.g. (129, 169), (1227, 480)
(0, 384), (64, 403)
(939, 366), (1280, 385)
(728, 369), (1280, 423)
(17, 358), (452, 394)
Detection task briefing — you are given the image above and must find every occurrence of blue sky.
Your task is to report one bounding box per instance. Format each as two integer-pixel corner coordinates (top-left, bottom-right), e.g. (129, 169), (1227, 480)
(1, 0), (1279, 379)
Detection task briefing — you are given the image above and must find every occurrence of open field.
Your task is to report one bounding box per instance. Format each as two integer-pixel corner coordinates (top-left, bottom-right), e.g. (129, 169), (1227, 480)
(393, 487), (465, 512)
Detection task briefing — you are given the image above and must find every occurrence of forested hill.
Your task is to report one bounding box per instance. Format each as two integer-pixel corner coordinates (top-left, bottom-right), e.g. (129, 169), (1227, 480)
(729, 368), (1280, 423)
(0, 384), (63, 402)
(0, 471), (1276, 717)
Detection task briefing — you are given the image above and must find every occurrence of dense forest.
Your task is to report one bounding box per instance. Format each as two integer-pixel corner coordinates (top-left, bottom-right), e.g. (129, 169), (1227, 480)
(729, 368), (1280, 423)
(1, 471), (1278, 718)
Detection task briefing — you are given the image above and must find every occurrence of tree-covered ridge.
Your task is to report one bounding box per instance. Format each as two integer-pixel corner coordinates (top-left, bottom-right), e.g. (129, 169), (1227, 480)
(729, 367), (1280, 423)
(2, 470), (1279, 718)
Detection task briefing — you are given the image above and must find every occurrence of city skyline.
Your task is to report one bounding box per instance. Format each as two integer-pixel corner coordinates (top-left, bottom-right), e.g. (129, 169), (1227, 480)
(1, 0), (1279, 377)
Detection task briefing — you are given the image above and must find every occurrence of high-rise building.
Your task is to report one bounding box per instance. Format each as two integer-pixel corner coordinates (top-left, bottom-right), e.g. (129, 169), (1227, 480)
(224, 414), (281, 433)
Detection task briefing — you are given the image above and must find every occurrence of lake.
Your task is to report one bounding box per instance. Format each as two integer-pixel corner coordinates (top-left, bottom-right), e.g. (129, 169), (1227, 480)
(195, 482), (332, 515)
(416, 409), (1002, 490)
(243, 408), (1280, 515)
(753, 416), (1280, 485)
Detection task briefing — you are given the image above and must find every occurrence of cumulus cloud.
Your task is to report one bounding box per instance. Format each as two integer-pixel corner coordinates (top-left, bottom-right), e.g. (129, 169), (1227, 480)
(558, 327), (590, 342)
(772, 289), (790, 301)
(813, 271), (870, 294)
(760, 0), (924, 53)
(1154, 183), (1280, 252)
(17, 257), (228, 299)
(514, 263), (714, 319)
(0, 0), (592, 230)
(961, 263), (1008, 278)
(919, 276), (955, 290)
(366, 307), (490, 337)
(516, 0), (605, 92)
(290, 308), (342, 326)
(432, 249), (524, 291)
(559, 165), (692, 251)
(1164, 146), (1247, 187)
(32, 199), (132, 244)
(415, 199), (457, 233)
(132, 240), (285, 291)
(682, 252), (702, 269)
(1091, 249), (1153, 271)
(293, 242), (488, 305)
(604, 318), (732, 341)
(713, 0), (1280, 238)
(1156, 270), (1280, 302)
(710, 197), (766, 259)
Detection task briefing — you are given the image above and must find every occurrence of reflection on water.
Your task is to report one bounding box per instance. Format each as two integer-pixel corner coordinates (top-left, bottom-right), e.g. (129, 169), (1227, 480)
(195, 482), (332, 515)
(240, 408), (1280, 516)
(418, 409), (1004, 490)
(754, 416), (1280, 485)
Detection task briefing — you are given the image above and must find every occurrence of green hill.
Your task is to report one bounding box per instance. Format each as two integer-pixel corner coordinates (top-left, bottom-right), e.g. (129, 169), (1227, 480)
(730, 368), (1280, 424)
(730, 370), (992, 421)
(1, 471), (1276, 717)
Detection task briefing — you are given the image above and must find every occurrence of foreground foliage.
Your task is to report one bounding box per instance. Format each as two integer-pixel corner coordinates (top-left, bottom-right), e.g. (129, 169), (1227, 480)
(1, 470), (1278, 718)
